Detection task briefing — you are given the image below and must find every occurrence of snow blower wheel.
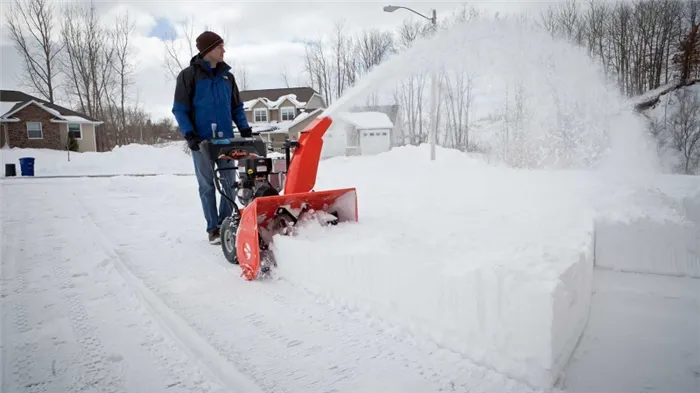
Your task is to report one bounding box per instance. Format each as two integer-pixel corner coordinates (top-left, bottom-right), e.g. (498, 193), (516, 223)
(220, 216), (238, 265)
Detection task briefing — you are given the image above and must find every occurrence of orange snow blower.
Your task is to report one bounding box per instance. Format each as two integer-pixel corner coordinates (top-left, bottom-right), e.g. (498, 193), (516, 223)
(204, 116), (358, 280)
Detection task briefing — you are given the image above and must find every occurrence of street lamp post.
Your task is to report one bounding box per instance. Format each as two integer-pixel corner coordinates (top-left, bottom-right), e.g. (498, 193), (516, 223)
(384, 4), (438, 161)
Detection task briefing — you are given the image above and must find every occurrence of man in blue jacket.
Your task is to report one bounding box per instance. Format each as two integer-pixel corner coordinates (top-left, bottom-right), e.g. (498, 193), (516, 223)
(172, 31), (252, 244)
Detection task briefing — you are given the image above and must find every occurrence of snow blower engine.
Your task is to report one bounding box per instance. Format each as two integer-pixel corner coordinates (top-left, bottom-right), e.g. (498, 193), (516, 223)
(203, 118), (358, 281)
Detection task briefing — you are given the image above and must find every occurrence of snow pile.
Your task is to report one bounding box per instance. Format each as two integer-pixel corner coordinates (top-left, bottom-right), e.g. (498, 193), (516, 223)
(272, 144), (598, 388)
(0, 142), (194, 177)
(592, 174), (700, 278)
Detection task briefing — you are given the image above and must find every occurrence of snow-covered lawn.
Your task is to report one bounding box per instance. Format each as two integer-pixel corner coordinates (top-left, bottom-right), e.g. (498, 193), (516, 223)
(0, 142), (194, 177)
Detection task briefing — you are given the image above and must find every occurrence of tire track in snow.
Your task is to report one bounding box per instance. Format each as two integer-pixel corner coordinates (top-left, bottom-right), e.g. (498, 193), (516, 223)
(1, 182), (239, 393)
(2, 194), (82, 393)
(71, 191), (264, 393)
(2, 191), (125, 393)
(66, 202), (233, 393)
(71, 176), (544, 393)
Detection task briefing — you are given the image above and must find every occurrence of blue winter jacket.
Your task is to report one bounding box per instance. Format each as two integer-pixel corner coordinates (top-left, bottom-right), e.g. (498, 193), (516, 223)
(172, 54), (249, 139)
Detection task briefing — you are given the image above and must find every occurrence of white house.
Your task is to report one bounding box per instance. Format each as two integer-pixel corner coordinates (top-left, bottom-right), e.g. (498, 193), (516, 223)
(321, 111), (394, 158)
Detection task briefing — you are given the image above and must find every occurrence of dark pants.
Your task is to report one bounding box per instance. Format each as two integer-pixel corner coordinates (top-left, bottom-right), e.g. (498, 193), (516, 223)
(191, 143), (237, 233)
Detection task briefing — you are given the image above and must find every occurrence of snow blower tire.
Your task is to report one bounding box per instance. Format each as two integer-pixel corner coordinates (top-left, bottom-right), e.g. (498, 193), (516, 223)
(220, 216), (239, 265)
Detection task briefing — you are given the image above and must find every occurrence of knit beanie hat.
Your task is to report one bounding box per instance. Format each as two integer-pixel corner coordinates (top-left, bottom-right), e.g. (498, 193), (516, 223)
(196, 31), (223, 56)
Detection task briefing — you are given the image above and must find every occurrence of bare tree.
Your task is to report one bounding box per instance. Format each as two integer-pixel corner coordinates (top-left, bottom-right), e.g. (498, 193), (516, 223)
(668, 88), (700, 174)
(105, 11), (136, 145)
(440, 67), (473, 151)
(232, 63), (250, 90)
(163, 16), (197, 81)
(303, 38), (333, 104)
(280, 63), (291, 88)
(583, 0), (609, 68)
(391, 19), (432, 145)
(355, 28), (395, 75)
(331, 19), (351, 100)
(59, 1), (115, 122)
(4, 0), (63, 103)
(673, 23), (700, 82)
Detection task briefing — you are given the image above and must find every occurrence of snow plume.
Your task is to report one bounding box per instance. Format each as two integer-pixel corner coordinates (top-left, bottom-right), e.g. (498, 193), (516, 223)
(324, 16), (661, 174)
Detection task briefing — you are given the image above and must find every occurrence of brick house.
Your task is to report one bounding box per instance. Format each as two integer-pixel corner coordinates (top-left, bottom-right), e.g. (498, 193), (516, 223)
(0, 90), (103, 152)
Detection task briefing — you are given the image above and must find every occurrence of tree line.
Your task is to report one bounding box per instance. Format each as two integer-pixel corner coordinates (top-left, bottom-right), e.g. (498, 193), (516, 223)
(5, 0), (699, 172)
(4, 0), (180, 150)
(538, 0), (699, 174)
(299, 0), (699, 172)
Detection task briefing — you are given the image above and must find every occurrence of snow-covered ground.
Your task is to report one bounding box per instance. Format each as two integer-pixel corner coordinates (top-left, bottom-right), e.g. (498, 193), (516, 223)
(0, 142), (194, 177)
(561, 269), (700, 392)
(2, 141), (699, 393)
(1, 172), (545, 393)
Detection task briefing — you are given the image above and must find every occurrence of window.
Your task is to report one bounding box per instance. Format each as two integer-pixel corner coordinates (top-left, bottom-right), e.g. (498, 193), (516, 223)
(280, 107), (295, 121)
(68, 123), (82, 139)
(27, 122), (42, 139)
(254, 108), (268, 122)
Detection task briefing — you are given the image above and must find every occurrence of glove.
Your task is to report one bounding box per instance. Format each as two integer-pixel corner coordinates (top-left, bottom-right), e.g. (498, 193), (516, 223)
(184, 132), (201, 151)
(239, 127), (252, 138)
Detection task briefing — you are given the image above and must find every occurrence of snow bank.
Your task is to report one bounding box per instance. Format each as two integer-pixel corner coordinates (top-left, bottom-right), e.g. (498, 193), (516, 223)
(272, 141), (697, 388)
(0, 142), (194, 177)
(593, 175), (700, 278)
(273, 144), (597, 388)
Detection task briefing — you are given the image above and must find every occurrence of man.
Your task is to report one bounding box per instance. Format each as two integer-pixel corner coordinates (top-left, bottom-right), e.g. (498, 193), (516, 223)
(172, 31), (252, 244)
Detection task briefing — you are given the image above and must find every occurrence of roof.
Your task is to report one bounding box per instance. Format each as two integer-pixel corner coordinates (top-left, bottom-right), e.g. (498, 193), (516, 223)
(348, 104), (400, 124)
(0, 90), (102, 124)
(244, 94), (307, 110)
(253, 108), (324, 134)
(240, 87), (326, 111)
(240, 87), (319, 103)
(337, 111), (394, 130)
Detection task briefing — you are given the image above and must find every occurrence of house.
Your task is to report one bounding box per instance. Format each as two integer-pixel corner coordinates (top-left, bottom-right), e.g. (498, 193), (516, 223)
(0, 90), (103, 152)
(347, 104), (403, 147)
(257, 108), (325, 153)
(321, 111), (394, 158)
(240, 87), (326, 126)
(240, 87), (327, 152)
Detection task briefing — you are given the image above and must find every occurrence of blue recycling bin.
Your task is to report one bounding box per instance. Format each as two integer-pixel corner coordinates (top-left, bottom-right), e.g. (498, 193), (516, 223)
(18, 157), (35, 176)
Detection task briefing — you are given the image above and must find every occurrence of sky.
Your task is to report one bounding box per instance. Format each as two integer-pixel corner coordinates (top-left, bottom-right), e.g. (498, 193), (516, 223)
(0, 0), (549, 122)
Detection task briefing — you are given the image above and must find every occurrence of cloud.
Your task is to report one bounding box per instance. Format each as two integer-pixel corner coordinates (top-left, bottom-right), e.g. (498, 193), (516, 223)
(1, 0), (544, 123)
(148, 18), (177, 40)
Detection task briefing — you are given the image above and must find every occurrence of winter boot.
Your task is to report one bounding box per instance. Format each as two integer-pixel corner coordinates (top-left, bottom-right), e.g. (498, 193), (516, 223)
(208, 227), (221, 245)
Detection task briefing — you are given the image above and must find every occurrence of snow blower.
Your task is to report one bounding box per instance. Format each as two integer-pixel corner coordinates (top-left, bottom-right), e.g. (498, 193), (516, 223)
(204, 117), (358, 280)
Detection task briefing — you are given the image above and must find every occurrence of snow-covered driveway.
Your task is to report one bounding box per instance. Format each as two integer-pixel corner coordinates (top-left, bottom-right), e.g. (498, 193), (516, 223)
(1, 176), (540, 393)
